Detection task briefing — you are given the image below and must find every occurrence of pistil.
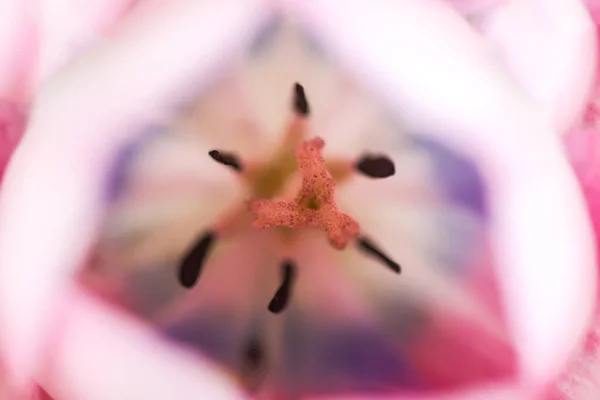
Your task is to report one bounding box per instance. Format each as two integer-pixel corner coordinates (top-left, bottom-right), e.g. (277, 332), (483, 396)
(248, 137), (360, 250)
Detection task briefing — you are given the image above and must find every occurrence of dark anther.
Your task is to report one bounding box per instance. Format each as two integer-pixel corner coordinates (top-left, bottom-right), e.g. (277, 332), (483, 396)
(356, 155), (396, 178)
(208, 150), (242, 171)
(357, 237), (401, 273)
(243, 336), (265, 370)
(240, 335), (267, 392)
(179, 231), (217, 288)
(268, 260), (296, 314)
(293, 82), (310, 116)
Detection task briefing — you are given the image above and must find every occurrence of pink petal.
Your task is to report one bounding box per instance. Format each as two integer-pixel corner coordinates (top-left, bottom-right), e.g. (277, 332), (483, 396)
(564, 128), (600, 304)
(0, 101), (26, 181)
(0, 0), (38, 102)
(0, 0), (272, 392)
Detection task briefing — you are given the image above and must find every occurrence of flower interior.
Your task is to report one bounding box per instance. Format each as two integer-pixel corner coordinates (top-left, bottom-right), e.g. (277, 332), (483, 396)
(178, 82), (400, 308)
(85, 20), (516, 399)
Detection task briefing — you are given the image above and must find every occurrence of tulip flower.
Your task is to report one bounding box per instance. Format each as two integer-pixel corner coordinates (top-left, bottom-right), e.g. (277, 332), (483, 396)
(0, 1), (597, 400)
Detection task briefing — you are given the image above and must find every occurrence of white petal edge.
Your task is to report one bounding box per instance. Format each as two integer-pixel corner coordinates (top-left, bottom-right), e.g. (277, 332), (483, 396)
(40, 288), (246, 400)
(34, 0), (137, 84)
(476, 0), (597, 134)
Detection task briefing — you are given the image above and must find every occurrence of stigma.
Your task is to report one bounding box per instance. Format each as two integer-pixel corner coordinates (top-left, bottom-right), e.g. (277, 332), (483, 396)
(179, 82), (401, 313)
(248, 137), (359, 250)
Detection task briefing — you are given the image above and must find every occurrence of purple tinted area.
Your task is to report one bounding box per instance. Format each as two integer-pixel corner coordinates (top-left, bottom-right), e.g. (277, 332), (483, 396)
(282, 313), (424, 395)
(161, 311), (241, 367)
(123, 265), (181, 317)
(161, 310), (269, 392)
(104, 126), (164, 203)
(248, 15), (328, 61)
(435, 213), (480, 273)
(322, 327), (423, 390)
(410, 135), (488, 218)
(160, 308), (425, 395)
(248, 15), (283, 56)
(105, 142), (137, 202)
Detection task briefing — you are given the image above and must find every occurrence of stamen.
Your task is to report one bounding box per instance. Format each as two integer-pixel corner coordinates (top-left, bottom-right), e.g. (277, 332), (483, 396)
(248, 137), (360, 250)
(239, 335), (267, 392)
(293, 82), (310, 116)
(243, 336), (265, 370)
(209, 150), (243, 171)
(268, 260), (296, 314)
(178, 231), (217, 288)
(356, 155), (395, 178)
(357, 237), (401, 273)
